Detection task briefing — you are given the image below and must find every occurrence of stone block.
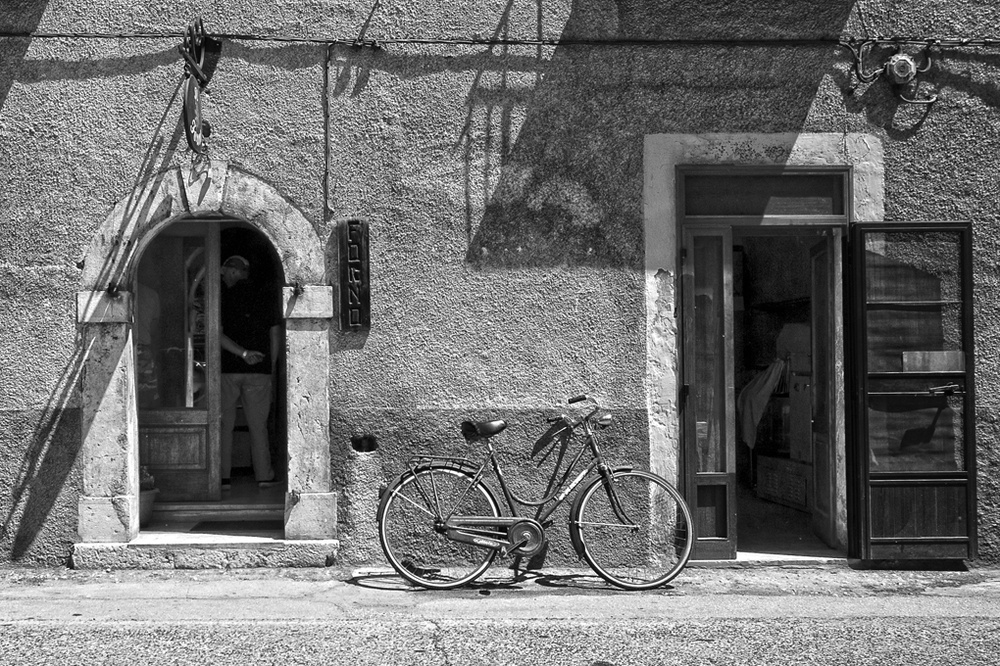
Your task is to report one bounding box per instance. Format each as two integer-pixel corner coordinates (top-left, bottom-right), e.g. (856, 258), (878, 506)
(282, 285), (334, 319)
(285, 321), (331, 492)
(77, 495), (136, 543)
(284, 491), (338, 540)
(182, 160), (227, 213)
(76, 291), (132, 324)
(71, 541), (341, 569)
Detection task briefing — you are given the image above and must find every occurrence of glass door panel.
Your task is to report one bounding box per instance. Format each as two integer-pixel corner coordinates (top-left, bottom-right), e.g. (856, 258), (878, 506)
(136, 222), (221, 502)
(682, 227), (736, 559)
(852, 222), (975, 560)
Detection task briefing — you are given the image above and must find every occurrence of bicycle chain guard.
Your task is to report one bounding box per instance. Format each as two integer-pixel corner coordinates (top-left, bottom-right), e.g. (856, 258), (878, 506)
(506, 519), (546, 557)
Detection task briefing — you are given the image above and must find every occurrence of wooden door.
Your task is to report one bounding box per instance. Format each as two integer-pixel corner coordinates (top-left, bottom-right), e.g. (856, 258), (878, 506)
(681, 227), (737, 559)
(809, 231), (843, 547)
(136, 222), (221, 501)
(850, 222), (976, 559)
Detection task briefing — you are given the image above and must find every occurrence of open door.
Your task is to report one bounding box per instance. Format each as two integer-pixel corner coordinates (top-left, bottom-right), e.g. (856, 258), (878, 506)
(681, 226), (737, 559)
(135, 221), (222, 501)
(810, 230), (843, 547)
(850, 222), (976, 560)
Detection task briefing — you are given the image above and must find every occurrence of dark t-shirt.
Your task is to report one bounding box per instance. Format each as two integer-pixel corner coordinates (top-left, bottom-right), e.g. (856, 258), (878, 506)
(221, 281), (279, 374)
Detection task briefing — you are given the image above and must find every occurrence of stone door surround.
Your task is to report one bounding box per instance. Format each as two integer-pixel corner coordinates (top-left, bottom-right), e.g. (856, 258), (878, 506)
(642, 132), (885, 551)
(76, 160), (335, 543)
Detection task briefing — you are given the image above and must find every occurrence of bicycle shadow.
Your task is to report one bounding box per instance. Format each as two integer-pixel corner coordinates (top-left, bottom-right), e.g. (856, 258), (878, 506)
(342, 569), (525, 592)
(343, 567), (660, 593)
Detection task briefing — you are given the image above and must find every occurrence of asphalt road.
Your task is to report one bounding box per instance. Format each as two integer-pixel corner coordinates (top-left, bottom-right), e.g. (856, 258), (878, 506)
(1, 565), (999, 665)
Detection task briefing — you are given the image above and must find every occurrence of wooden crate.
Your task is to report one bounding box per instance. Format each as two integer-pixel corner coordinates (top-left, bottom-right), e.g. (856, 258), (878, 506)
(756, 454), (811, 512)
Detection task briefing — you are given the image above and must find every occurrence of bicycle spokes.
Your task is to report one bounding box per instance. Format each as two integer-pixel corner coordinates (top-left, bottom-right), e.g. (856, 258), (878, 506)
(378, 467), (501, 589)
(573, 470), (693, 590)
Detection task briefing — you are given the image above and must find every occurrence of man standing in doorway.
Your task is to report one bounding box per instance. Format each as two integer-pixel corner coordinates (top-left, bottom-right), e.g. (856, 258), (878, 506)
(219, 255), (280, 490)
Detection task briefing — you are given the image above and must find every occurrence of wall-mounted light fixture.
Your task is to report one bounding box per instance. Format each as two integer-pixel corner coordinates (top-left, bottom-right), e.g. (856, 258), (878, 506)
(846, 40), (938, 105)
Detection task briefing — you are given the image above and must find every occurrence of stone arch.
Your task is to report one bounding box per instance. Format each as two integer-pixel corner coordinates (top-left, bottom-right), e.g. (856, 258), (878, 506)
(79, 160), (325, 290)
(75, 161), (336, 549)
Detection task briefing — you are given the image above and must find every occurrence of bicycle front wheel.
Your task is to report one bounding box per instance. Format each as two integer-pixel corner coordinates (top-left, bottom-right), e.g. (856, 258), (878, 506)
(378, 466), (501, 589)
(572, 470), (693, 590)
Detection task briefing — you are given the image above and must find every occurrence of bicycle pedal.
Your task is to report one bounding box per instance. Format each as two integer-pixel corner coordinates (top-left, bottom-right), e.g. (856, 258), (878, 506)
(501, 539), (529, 558)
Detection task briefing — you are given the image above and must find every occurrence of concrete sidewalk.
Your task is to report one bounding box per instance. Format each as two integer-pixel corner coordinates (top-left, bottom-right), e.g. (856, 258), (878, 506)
(2, 561), (999, 623)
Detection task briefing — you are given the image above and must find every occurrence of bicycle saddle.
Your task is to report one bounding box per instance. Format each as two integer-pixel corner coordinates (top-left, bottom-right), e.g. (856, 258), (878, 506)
(460, 419), (507, 440)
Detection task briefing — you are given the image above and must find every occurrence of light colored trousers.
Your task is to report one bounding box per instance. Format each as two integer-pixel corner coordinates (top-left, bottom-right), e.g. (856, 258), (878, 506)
(220, 373), (275, 482)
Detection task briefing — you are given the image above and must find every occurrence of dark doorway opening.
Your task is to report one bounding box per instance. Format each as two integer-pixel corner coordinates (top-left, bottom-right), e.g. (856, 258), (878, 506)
(733, 230), (842, 559)
(137, 219), (287, 538)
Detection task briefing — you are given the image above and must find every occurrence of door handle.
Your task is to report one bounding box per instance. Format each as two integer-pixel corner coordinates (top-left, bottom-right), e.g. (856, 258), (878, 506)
(928, 383), (960, 396)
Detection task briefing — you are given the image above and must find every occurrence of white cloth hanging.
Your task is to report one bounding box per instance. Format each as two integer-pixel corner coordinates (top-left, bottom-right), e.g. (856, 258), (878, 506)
(737, 358), (786, 450)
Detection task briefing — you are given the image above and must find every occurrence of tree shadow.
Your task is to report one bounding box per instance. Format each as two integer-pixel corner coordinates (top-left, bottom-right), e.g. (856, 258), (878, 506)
(0, 2), (51, 110)
(463, 0), (860, 270)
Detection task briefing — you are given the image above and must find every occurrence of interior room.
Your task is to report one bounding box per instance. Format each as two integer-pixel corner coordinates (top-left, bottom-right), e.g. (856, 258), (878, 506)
(732, 231), (842, 558)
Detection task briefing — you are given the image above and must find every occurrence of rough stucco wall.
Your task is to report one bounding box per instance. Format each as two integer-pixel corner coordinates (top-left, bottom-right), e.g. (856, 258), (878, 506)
(323, 40), (647, 562)
(326, 0), (1000, 564)
(3, 1), (1000, 565)
(1, 7), (325, 564)
(0, 265), (82, 564)
(974, 232), (1000, 564)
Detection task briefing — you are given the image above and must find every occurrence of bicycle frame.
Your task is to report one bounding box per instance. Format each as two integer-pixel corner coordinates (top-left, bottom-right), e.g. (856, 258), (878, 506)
(404, 408), (635, 554)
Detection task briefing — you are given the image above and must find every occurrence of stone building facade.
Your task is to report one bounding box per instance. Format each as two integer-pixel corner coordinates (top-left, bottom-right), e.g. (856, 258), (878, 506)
(1, 2), (999, 567)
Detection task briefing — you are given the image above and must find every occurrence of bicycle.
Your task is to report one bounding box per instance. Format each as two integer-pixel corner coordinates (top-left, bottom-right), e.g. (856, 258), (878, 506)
(376, 394), (694, 591)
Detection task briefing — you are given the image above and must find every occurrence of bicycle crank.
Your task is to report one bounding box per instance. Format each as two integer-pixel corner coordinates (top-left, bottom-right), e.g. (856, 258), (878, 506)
(505, 519), (546, 557)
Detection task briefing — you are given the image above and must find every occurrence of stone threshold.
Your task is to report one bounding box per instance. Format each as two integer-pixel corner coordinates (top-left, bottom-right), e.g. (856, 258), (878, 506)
(690, 551), (847, 568)
(72, 536), (340, 570)
(151, 504), (284, 523)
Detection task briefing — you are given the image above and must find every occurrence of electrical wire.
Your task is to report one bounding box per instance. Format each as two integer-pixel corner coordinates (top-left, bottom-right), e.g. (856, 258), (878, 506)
(3, 31), (1000, 50)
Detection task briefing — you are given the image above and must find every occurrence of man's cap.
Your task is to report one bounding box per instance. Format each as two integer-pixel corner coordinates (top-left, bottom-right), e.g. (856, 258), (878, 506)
(222, 255), (250, 271)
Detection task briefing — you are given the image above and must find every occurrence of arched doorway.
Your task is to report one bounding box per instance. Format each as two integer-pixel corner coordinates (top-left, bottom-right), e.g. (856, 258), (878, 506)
(133, 219), (288, 531)
(75, 161), (336, 547)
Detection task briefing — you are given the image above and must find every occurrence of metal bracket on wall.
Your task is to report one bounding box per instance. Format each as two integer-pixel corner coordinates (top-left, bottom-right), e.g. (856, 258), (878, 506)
(844, 39), (938, 105)
(179, 18), (213, 154)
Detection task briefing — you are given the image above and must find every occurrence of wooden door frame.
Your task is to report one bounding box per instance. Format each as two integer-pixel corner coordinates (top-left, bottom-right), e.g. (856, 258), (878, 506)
(809, 230), (846, 549)
(676, 164), (852, 559)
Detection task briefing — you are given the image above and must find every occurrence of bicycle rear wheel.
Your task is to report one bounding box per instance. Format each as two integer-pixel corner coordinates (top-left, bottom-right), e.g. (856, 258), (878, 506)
(572, 470), (693, 590)
(377, 466), (501, 589)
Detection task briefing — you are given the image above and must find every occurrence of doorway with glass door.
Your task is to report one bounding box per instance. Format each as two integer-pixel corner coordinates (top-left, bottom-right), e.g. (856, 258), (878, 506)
(677, 168), (851, 560)
(134, 218), (287, 537)
(681, 225), (846, 560)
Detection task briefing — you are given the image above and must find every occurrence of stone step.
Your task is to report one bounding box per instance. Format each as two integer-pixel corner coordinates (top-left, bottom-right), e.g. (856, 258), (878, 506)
(72, 536), (340, 570)
(151, 503), (284, 523)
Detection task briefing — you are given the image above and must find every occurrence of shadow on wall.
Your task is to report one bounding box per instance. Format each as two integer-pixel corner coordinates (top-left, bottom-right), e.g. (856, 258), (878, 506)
(0, 2), (77, 564)
(0, 348), (83, 563)
(0, 2), (50, 110)
(463, 0), (861, 269)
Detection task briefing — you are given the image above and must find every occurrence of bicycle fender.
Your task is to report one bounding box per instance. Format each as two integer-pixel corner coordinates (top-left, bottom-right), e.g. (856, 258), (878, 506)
(567, 466), (633, 559)
(376, 461), (486, 520)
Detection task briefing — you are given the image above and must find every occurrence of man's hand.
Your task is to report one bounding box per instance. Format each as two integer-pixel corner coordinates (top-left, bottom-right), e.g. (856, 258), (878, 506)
(244, 350), (265, 365)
